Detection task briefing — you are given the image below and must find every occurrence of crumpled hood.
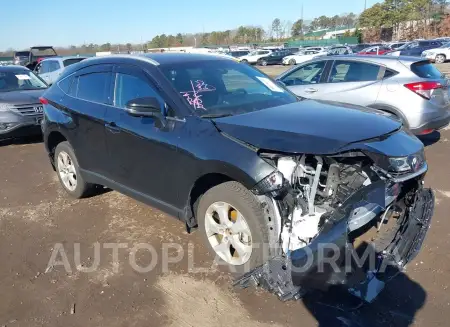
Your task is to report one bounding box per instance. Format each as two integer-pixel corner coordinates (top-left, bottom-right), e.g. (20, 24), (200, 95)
(0, 89), (45, 105)
(213, 100), (402, 154)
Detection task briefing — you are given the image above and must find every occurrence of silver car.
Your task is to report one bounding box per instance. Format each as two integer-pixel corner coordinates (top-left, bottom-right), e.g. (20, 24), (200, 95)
(276, 55), (450, 135)
(34, 56), (87, 85)
(0, 66), (47, 140)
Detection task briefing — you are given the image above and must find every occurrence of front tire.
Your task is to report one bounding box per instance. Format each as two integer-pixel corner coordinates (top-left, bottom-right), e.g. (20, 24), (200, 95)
(289, 59), (296, 65)
(197, 181), (270, 271)
(260, 60), (268, 66)
(55, 141), (93, 198)
(435, 54), (446, 64)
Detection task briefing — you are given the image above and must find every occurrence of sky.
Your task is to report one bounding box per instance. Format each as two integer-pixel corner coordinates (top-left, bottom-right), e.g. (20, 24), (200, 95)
(0, 0), (381, 51)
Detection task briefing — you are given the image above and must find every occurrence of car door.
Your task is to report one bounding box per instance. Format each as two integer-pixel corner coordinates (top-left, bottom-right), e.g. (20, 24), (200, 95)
(36, 61), (51, 83)
(306, 59), (383, 106)
(103, 64), (184, 210)
(65, 64), (113, 177)
(46, 60), (62, 85)
(278, 60), (330, 99)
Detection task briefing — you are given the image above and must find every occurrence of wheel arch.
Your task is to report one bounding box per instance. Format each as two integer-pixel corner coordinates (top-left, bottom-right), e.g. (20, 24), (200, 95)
(182, 163), (267, 229)
(45, 130), (69, 167)
(367, 103), (410, 129)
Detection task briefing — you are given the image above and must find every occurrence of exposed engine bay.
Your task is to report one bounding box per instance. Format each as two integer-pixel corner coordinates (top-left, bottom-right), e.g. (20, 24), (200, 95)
(272, 153), (382, 253)
(238, 151), (434, 303)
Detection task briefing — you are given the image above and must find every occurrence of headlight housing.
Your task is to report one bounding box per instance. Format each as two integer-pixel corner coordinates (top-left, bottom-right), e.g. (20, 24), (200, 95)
(252, 171), (284, 195)
(0, 103), (13, 112)
(367, 149), (426, 174)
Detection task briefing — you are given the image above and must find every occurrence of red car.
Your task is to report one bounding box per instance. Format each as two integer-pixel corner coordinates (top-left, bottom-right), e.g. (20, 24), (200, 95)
(358, 46), (391, 55)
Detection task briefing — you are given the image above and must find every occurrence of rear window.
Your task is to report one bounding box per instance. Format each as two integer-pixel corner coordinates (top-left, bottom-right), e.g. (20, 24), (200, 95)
(63, 58), (85, 67)
(411, 61), (443, 78)
(15, 51), (29, 57)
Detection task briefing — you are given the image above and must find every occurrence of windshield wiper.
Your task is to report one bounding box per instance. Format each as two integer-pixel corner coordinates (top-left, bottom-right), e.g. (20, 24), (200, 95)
(200, 113), (233, 119)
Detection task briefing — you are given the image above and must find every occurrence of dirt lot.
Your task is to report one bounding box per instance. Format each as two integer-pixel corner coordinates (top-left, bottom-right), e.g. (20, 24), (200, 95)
(0, 65), (450, 327)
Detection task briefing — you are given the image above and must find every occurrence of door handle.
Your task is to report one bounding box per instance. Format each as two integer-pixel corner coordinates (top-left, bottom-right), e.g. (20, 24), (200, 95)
(305, 88), (318, 93)
(105, 122), (120, 134)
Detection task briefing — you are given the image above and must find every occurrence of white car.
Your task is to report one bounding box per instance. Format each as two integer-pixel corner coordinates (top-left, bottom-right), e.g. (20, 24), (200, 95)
(34, 56), (87, 85)
(238, 50), (272, 64)
(422, 42), (450, 63)
(282, 49), (328, 65)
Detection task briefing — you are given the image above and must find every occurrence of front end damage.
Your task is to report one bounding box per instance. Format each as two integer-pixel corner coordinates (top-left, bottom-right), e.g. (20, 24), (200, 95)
(235, 150), (435, 303)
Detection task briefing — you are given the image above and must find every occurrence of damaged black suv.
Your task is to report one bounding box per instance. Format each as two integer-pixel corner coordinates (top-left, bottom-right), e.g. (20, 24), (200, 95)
(41, 53), (434, 303)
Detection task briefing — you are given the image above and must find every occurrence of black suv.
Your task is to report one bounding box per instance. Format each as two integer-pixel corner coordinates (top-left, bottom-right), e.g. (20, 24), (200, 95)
(41, 54), (434, 302)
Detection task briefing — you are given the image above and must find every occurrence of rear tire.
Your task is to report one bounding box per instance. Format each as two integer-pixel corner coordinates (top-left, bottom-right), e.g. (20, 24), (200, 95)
(197, 181), (270, 272)
(241, 59), (248, 64)
(54, 141), (93, 198)
(260, 60), (268, 66)
(435, 54), (446, 64)
(289, 59), (296, 65)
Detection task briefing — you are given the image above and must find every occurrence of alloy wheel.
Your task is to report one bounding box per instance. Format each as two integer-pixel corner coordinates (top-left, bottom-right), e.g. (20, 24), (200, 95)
(57, 151), (77, 192)
(204, 201), (253, 265)
(436, 55), (446, 64)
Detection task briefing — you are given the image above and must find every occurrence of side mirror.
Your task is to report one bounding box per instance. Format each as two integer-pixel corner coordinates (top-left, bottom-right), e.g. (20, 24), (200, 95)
(125, 97), (166, 126)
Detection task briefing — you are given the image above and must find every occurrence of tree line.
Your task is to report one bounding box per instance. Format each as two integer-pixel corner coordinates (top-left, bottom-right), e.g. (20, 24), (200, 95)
(359, 0), (449, 41)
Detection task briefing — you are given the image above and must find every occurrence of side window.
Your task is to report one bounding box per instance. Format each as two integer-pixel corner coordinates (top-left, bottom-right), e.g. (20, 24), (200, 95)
(114, 73), (164, 109)
(76, 72), (110, 103)
(281, 61), (326, 86)
(57, 76), (73, 94)
(383, 69), (398, 79)
(47, 61), (60, 73)
(40, 61), (50, 74)
(329, 60), (380, 83)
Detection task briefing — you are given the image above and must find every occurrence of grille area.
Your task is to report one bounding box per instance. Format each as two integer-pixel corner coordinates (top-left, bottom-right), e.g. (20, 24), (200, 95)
(12, 104), (43, 117)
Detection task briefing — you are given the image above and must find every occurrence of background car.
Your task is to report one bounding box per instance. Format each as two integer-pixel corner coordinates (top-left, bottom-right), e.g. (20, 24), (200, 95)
(256, 50), (292, 66)
(387, 40), (442, 57)
(387, 42), (407, 50)
(358, 46), (391, 55)
(34, 56), (87, 85)
(422, 42), (450, 63)
(13, 51), (31, 66)
(0, 66), (47, 140)
(282, 48), (328, 65)
(326, 45), (353, 55)
(228, 50), (250, 58)
(23, 46), (58, 70)
(238, 49), (272, 64)
(276, 55), (450, 135)
(350, 43), (373, 53)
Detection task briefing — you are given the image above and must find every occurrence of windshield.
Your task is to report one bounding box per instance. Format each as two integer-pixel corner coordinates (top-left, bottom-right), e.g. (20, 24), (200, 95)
(439, 42), (450, 48)
(15, 51), (30, 57)
(159, 59), (297, 117)
(0, 70), (47, 92)
(31, 48), (57, 57)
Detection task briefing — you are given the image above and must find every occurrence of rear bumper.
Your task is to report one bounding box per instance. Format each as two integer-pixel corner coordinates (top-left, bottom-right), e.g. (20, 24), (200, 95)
(234, 184), (434, 303)
(410, 111), (450, 134)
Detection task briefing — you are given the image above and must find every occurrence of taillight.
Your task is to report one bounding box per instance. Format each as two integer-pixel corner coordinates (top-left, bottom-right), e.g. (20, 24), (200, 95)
(39, 97), (49, 105)
(404, 81), (442, 100)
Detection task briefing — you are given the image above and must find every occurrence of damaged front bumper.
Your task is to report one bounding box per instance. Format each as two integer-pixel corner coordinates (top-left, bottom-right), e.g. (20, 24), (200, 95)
(234, 182), (435, 303)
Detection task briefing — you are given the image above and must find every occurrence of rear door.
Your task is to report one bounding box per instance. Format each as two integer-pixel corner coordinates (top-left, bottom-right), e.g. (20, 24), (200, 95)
(312, 59), (384, 106)
(64, 64), (113, 176)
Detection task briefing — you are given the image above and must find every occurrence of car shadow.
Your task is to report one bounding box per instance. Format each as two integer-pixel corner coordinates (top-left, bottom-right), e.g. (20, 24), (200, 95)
(418, 131), (441, 147)
(0, 135), (43, 147)
(300, 241), (427, 326)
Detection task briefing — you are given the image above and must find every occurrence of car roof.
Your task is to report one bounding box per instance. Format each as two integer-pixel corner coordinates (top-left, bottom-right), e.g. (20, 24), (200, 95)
(41, 55), (88, 62)
(71, 53), (235, 70)
(0, 65), (30, 72)
(324, 54), (425, 63)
